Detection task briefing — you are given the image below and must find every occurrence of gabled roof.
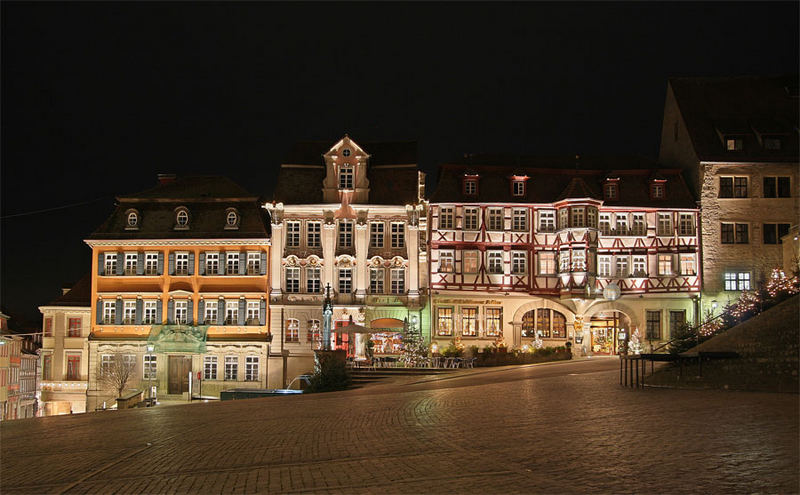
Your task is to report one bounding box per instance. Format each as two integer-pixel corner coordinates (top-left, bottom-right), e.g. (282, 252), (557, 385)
(669, 75), (799, 163)
(556, 178), (600, 202)
(45, 273), (91, 307)
(283, 140), (417, 166)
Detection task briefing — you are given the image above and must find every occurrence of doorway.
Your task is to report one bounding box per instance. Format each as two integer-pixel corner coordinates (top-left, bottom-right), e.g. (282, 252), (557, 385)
(168, 356), (191, 394)
(589, 311), (631, 355)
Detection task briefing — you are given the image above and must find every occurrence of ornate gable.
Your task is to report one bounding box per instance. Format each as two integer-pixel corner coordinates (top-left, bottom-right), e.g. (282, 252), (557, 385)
(322, 135), (371, 204)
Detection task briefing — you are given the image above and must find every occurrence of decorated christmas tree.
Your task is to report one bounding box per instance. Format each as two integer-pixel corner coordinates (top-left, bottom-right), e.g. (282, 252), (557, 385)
(628, 328), (643, 355)
(400, 319), (428, 367)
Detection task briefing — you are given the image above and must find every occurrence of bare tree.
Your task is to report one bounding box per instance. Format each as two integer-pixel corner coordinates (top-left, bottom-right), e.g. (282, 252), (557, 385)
(97, 353), (137, 398)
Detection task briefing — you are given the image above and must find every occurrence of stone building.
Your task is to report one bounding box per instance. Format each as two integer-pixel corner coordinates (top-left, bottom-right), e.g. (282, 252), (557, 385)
(267, 136), (427, 375)
(85, 175), (271, 407)
(428, 156), (701, 355)
(658, 75), (799, 313)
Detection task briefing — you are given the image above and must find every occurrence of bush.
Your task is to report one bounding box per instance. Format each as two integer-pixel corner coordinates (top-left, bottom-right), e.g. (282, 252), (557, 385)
(307, 350), (351, 393)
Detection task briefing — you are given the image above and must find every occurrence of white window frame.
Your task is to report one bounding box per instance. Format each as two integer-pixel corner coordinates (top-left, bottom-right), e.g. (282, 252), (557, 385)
(124, 253), (137, 275)
(286, 221), (301, 247)
(226, 252), (239, 274)
(391, 222), (405, 249)
(338, 268), (352, 294)
(338, 220), (353, 248)
(487, 208), (504, 231)
(658, 254), (673, 276)
(370, 222), (384, 248)
(511, 251), (527, 275)
(678, 213), (695, 236)
(538, 210), (556, 232)
(339, 164), (354, 190)
(245, 356), (259, 381)
(487, 251), (503, 274)
(464, 207), (479, 231)
(306, 267), (321, 293)
(439, 207), (455, 230)
(632, 214), (646, 236)
(632, 256), (647, 277)
(307, 222), (321, 248)
(246, 252), (260, 275)
(204, 356), (217, 380)
(123, 300), (136, 325)
(463, 251), (479, 274)
(175, 252), (189, 275)
(174, 300), (188, 325)
(724, 272), (751, 291)
(615, 257), (628, 278)
(225, 301), (239, 325)
(571, 250), (586, 271)
(370, 267), (385, 294)
(598, 256), (611, 277)
(203, 300), (218, 324)
(512, 208), (528, 232)
(246, 301), (260, 324)
(390, 268), (405, 294)
(224, 356), (238, 381)
(657, 213), (672, 236)
(145, 252), (158, 275)
(143, 300), (157, 324)
(143, 355), (157, 380)
(599, 213), (612, 235)
(571, 207), (585, 228)
(206, 252), (219, 274)
(104, 253), (117, 275)
(680, 255), (696, 276)
(103, 301), (116, 324)
(439, 251), (455, 273)
(285, 267), (300, 293)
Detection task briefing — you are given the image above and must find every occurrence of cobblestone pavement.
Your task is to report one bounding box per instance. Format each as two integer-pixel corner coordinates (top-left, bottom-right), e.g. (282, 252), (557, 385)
(2, 358), (798, 494)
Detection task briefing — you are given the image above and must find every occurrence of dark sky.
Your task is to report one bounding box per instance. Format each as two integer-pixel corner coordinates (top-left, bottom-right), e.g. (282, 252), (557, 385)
(2, 2), (798, 326)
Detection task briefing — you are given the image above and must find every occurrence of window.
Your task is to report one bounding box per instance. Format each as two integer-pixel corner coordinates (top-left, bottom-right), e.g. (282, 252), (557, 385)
(338, 268), (352, 294)
(678, 213), (695, 236)
(127, 211), (139, 227)
(204, 356), (217, 380)
(339, 164), (353, 189)
(175, 253), (189, 275)
(669, 310), (686, 338)
(539, 252), (556, 275)
(537, 309), (551, 338)
(123, 300), (136, 325)
(512, 180), (525, 196)
(464, 208), (479, 230)
(42, 354), (52, 380)
(307, 320), (321, 347)
(521, 310), (535, 337)
(246, 301), (260, 324)
(680, 255), (696, 276)
(571, 207), (585, 228)
(176, 209), (189, 227)
(587, 208), (597, 228)
(142, 252), (157, 275)
(725, 137), (743, 151)
(66, 354), (80, 380)
(370, 222), (384, 248)
(487, 251), (503, 274)
(226, 252), (239, 274)
(390, 268), (405, 294)
(724, 272), (751, 291)
(511, 251), (527, 275)
(463, 251), (479, 273)
(103, 301), (116, 324)
(632, 256), (647, 277)
(286, 319), (299, 342)
(391, 223), (405, 248)
(559, 208), (569, 229)
(203, 301), (217, 324)
(285, 267), (300, 293)
(338, 221), (353, 248)
(645, 311), (661, 340)
(487, 208), (503, 231)
(439, 251), (455, 273)
(124, 253), (137, 275)
(552, 311), (566, 338)
(246, 252), (260, 275)
(485, 308), (502, 337)
(559, 251), (570, 273)
(615, 257), (628, 278)
(763, 223), (791, 244)
(100, 354), (113, 376)
(342, 148), (351, 157)
(632, 214), (646, 236)
(307, 222), (321, 247)
(512, 208), (527, 232)
(44, 317), (53, 337)
(206, 253), (219, 275)
(68, 317), (81, 337)
(764, 177), (791, 198)
(721, 223), (734, 244)
(615, 214), (628, 234)
(657, 213), (672, 236)
(734, 177), (748, 198)
(735, 223), (749, 244)
(461, 307), (477, 336)
(286, 222), (301, 247)
(464, 179), (477, 195)
(763, 137), (782, 150)
(174, 300), (188, 325)
(538, 210), (555, 232)
(226, 210), (238, 227)
(143, 355), (157, 379)
(604, 183), (618, 200)
(244, 356), (259, 381)
(571, 250), (586, 271)
(225, 301), (239, 325)
(439, 207), (454, 229)
(658, 255), (673, 276)
(598, 256), (611, 277)
(599, 213), (612, 235)
(650, 183), (665, 199)
(104, 253), (117, 275)
(370, 268), (385, 293)
(224, 356), (238, 380)
(306, 267), (321, 293)
(437, 307), (453, 336)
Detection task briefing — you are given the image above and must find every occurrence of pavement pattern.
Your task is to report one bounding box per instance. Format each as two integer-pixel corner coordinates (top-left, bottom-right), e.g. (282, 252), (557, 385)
(2, 358), (798, 494)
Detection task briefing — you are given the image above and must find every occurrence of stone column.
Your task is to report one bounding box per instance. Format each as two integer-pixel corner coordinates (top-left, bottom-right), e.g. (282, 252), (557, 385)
(270, 222), (283, 299)
(355, 222), (368, 300)
(407, 224), (420, 298)
(322, 222), (336, 290)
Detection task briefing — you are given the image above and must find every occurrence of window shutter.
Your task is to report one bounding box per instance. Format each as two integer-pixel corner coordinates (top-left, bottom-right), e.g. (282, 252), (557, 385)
(98, 253), (104, 275)
(187, 299), (194, 326)
(259, 300), (266, 326)
(156, 300), (163, 323)
(116, 252), (124, 275)
(135, 299), (143, 325)
(136, 252), (145, 275)
(115, 298), (123, 325)
(198, 299), (205, 324)
(218, 297), (225, 325)
(260, 252), (267, 275)
(96, 299), (103, 324)
(157, 252), (164, 275)
(188, 252), (195, 276)
(218, 255), (226, 275)
(239, 252), (246, 275)
(199, 253), (206, 275)
(238, 298), (246, 325)
(168, 253), (175, 276)
(167, 299), (174, 325)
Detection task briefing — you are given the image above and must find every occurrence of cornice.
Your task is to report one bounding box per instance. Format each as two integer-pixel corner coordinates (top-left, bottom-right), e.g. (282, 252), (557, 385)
(85, 238), (271, 247)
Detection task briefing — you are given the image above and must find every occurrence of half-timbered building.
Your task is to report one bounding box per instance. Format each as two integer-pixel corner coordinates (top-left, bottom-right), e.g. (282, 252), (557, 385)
(428, 156), (701, 355)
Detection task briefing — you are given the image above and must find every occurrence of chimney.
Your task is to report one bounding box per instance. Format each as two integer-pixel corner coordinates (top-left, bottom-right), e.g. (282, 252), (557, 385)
(158, 173), (177, 185)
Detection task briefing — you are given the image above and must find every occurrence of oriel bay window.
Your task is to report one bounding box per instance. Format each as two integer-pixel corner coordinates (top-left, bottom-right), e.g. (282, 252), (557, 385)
(390, 268), (405, 294)
(571, 250), (586, 271)
(487, 251), (503, 274)
(306, 267), (321, 293)
(558, 208), (568, 229)
(559, 252), (570, 273)
(437, 307), (453, 336)
(370, 222), (384, 248)
(571, 207), (585, 228)
(463, 251), (479, 273)
(485, 308), (502, 337)
(461, 307), (477, 336)
(487, 208), (504, 231)
(464, 207), (479, 230)
(370, 268), (384, 293)
(587, 207), (597, 228)
(285, 267), (300, 293)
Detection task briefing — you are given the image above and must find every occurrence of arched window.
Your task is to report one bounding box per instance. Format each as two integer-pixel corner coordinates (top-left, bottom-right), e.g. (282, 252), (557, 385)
(521, 309), (567, 339)
(287, 319), (299, 343)
(226, 209), (239, 227)
(175, 208), (190, 229)
(127, 211), (139, 227)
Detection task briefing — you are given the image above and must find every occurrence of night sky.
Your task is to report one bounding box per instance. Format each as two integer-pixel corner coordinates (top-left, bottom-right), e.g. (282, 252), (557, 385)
(2, 2), (798, 327)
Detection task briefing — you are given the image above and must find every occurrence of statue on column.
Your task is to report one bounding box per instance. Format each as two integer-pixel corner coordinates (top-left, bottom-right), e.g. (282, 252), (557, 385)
(322, 283), (333, 351)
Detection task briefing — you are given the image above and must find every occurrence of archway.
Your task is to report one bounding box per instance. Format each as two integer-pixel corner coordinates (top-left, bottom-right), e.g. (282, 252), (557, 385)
(583, 301), (639, 356)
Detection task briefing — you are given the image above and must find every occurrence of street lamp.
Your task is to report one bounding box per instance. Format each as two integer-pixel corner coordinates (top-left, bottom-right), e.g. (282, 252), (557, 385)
(146, 343), (155, 405)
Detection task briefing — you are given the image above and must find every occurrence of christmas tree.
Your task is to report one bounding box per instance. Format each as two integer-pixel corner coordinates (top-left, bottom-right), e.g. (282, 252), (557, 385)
(628, 328), (643, 354)
(400, 319), (428, 367)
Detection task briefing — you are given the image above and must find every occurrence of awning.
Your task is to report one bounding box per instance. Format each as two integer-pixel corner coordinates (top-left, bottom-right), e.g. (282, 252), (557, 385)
(369, 318), (405, 330)
(338, 323), (372, 334)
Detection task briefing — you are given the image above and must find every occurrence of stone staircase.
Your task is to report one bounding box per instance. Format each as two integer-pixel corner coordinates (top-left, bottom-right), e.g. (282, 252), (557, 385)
(349, 367), (459, 387)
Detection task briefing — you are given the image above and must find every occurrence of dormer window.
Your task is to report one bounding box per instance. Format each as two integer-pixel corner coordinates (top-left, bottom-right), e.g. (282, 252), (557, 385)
(512, 181), (525, 197)
(175, 208), (190, 229)
(225, 208), (240, 230)
(339, 164), (353, 190)
(464, 179), (478, 196)
(603, 182), (619, 201)
(650, 181), (666, 200)
(763, 137), (782, 150)
(124, 209), (140, 230)
(725, 137), (744, 151)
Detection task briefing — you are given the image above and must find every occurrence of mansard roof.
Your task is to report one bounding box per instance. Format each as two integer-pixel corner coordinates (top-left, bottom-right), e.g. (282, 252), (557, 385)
(669, 75), (799, 163)
(430, 157), (696, 208)
(89, 176), (269, 240)
(45, 273), (91, 307)
(273, 139), (420, 205)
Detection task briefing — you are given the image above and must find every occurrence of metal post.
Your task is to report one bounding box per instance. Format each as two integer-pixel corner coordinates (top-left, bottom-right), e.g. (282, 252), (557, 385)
(619, 357), (623, 386)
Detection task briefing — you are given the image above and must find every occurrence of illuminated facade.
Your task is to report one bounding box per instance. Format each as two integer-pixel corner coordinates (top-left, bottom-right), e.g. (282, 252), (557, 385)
(85, 176), (270, 407)
(266, 136), (428, 375)
(429, 158), (701, 355)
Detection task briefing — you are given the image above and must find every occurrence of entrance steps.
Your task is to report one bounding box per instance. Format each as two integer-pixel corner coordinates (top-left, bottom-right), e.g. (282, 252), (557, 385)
(350, 367), (458, 386)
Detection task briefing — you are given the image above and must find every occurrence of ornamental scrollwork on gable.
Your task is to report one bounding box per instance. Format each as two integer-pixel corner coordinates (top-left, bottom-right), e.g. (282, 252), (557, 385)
(335, 255), (356, 267)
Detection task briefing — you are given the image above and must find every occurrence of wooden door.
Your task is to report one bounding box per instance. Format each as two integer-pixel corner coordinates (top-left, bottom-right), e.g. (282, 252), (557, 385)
(168, 356), (191, 394)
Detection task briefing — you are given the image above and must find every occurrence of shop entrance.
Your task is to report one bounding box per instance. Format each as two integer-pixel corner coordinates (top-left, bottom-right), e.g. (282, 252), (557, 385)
(589, 312), (630, 355)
